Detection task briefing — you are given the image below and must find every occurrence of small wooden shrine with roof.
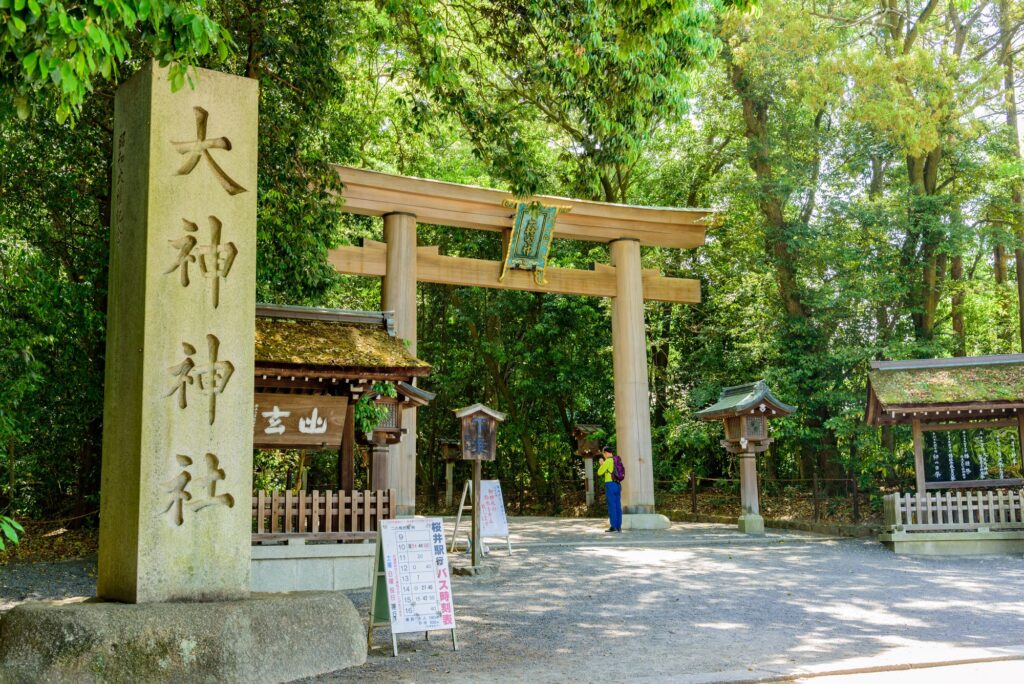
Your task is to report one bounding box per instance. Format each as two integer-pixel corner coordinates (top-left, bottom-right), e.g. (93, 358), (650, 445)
(250, 304), (435, 559)
(866, 354), (1024, 555)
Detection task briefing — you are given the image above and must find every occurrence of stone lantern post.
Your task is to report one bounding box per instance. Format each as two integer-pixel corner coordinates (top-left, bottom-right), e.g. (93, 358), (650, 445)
(695, 381), (795, 535)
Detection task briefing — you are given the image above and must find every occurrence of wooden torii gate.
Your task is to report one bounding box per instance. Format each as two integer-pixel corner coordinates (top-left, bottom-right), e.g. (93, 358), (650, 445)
(328, 166), (709, 527)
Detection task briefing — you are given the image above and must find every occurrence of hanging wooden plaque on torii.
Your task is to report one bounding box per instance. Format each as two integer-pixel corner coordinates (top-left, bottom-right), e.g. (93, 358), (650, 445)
(499, 201), (570, 286)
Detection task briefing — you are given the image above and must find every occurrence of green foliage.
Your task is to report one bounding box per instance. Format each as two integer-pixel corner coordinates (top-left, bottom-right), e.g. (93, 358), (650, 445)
(3, 0), (1024, 520)
(378, 0), (748, 200)
(0, 514), (23, 549)
(1, 0), (232, 123)
(355, 382), (398, 437)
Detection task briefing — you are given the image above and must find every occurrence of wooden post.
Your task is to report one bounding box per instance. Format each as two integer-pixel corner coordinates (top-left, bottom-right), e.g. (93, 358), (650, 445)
(1017, 412), (1024, 469)
(912, 418), (926, 494)
(610, 238), (656, 517)
(850, 442), (860, 523)
(812, 471), (820, 522)
(690, 471), (698, 514)
(371, 444), (389, 492)
(383, 211), (418, 516)
(852, 474), (860, 522)
(445, 462), (455, 508)
(739, 455), (759, 516)
(583, 456), (595, 507)
(472, 460), (482, 568)
(339, 402), (356, 491)
(737, 453), (764, 535)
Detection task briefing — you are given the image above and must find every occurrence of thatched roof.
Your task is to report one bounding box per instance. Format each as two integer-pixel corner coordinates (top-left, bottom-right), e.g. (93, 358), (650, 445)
(255, 305), (429, 373)
(866, 355), (1024, 425)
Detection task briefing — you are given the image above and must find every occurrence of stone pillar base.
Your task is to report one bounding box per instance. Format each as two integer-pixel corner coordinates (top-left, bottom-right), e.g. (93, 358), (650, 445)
(622, 513), (671, 530)
(0, 592), (365, 682)
(738, 513), (765, 536)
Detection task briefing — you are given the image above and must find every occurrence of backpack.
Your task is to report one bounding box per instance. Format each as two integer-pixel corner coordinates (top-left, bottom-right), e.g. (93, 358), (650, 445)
(612, 455), (625, 483)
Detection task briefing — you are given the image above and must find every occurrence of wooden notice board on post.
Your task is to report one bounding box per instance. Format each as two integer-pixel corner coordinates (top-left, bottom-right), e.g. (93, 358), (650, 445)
(368, 518), (457, 656)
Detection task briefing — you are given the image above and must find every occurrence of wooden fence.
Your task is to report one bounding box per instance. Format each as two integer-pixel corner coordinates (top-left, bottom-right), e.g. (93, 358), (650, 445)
(252, 489), (395, 543)
(883, 490), (1024, 532)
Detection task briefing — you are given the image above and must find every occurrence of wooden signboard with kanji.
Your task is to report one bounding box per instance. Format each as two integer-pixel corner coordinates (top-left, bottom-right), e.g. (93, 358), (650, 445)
(252, 393), (348, 449)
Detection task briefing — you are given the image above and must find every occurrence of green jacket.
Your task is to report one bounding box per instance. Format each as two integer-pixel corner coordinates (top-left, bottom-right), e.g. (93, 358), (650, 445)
(597, 457), (614, 484)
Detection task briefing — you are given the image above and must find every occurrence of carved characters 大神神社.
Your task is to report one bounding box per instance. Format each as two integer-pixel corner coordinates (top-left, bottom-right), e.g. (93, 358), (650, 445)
(161, 452), (235, 526)
(165, 334), (235, 425)
(164, 216), (238, 308)
(172, 106), (247, 195)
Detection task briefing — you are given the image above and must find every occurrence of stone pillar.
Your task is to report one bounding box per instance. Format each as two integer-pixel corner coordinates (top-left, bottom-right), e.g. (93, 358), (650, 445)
(98, 63), (258, 603)
(737, 453), (764, 535)
(610, 239), (667, 529)
(584, 456), (595, 507)
(382, 213), (417, 515)
(445, 462), (455, 508)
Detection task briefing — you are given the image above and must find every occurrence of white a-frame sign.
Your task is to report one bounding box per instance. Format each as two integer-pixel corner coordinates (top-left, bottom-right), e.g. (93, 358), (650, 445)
(368, 518), (458, 656)
(449, 479), (512, 555)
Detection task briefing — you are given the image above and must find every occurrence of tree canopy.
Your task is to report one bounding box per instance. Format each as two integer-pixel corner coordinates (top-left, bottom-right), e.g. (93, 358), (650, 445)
(2, 0), (1024, 520)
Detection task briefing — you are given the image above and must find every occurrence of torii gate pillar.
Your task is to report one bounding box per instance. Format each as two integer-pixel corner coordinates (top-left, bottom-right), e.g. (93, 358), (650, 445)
(382, 212), (418, 516)
(610, 239), (669, 529)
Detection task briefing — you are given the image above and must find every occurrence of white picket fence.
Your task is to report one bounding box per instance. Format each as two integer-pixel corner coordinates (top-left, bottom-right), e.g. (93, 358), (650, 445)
(883, 490), (1024, 532)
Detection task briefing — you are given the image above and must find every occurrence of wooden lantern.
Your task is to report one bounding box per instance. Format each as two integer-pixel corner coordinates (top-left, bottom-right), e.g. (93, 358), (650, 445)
(454, 404), (506, 462)
(695, 380), (795, 536)
(572, 424), (603, 458)
(697, 381), (794, 454)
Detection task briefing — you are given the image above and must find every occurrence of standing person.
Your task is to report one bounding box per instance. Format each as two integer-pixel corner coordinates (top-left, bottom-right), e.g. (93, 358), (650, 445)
(597, 446), (623, 532)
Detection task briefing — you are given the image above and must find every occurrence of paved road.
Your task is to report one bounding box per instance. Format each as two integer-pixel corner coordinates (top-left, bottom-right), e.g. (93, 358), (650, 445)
(319, 517), (1024, 683)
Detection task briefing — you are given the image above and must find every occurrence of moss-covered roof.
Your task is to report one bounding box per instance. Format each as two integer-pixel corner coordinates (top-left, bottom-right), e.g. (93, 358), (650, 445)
(868, 357), (1024, 407)
(694, 380), (796, 420)
(255, 317), (430, 371)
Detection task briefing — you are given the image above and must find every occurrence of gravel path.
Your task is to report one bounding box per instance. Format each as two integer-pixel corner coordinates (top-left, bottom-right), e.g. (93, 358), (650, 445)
(317, 518), (1024, 683)
(2, 519), (1023, 683)
(0, 556), (96, 613)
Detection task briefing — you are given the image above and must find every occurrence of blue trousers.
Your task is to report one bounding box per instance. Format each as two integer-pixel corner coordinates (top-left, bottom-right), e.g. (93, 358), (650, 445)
(605, 481), (622, 530)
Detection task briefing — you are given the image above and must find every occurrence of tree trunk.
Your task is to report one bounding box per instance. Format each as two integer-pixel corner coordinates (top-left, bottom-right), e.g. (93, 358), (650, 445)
(1001, 0), (1024, 351)
(651, 303), (671, 429)
(995, 244), (1008, 284)
(952, 255), (966, 356)
(726, 55), (837, 480)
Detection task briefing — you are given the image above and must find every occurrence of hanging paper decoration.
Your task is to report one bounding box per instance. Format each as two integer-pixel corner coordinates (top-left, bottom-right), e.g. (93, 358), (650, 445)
(499, 200), (571, 286)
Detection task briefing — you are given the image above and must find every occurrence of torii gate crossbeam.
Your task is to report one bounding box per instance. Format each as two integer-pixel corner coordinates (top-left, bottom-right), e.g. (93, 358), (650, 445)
(328, 166), (711, 529)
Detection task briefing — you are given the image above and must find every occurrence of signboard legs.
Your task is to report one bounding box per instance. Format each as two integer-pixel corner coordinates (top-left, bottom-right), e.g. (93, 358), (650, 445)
(450, 480), (512, 556)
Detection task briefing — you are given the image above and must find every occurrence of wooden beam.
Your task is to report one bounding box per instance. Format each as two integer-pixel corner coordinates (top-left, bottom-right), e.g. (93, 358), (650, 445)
(332, 166), (710, 250)
(327, 243), (701, 304)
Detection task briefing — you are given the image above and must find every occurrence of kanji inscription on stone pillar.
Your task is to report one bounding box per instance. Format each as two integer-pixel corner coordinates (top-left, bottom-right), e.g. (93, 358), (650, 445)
(98, 62), (257, 603)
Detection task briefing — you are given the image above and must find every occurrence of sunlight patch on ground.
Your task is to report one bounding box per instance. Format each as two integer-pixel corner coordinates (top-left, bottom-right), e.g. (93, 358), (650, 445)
(694, 622), (749, 630)
(798, 601), (928, 628)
